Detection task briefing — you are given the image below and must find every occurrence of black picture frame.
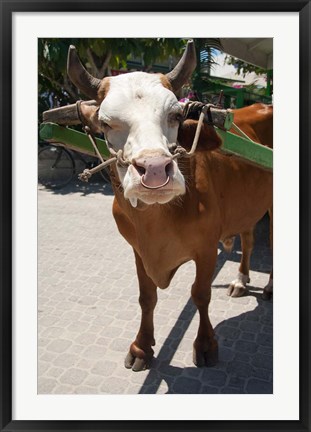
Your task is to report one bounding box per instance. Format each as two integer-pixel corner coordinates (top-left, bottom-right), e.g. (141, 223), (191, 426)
(1, 1), (310, 431)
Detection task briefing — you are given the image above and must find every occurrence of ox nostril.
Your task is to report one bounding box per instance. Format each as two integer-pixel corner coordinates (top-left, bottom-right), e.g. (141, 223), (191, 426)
(133, 163), (146, 176)
(165, 161), (174, 177)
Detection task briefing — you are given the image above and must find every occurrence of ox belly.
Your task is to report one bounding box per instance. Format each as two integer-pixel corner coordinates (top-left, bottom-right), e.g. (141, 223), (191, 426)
(207, 152), (273, 239)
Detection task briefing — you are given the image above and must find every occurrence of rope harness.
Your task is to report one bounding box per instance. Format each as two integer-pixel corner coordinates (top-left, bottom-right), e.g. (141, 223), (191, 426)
(75, 100), (250, 184)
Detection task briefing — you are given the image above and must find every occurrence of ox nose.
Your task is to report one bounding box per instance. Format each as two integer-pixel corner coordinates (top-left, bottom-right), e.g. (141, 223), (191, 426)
(134, 156), (173, 189)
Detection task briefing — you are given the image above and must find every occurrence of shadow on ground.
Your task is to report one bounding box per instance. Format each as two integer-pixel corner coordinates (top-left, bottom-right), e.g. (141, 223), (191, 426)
(137, 214), (273, 394)
(38, 176), (114, 197)
(38, 181), (272, 394)
(138, 295), (272, 394)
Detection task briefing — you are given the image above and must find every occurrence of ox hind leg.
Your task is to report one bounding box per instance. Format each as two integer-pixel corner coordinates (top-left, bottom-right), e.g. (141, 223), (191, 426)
(192, 247), (219, 367)
(124, 250), (157, 372)
(227, 229), (254, 297)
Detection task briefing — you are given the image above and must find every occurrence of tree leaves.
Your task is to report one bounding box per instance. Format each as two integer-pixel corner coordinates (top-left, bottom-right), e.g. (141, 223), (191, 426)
(225, 55), (265, 77)
(38, 38), (188, 117)
(38, 37), (221, 118)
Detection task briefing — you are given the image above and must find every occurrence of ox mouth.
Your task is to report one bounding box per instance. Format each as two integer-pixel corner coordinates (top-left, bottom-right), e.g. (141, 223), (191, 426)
(126, 187), (183, 207)
(138, 188), (174, 194)
(121, 158), (186, 207)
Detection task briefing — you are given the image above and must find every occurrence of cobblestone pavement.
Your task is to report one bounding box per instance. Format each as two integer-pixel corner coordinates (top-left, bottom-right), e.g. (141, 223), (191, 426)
(38, 178), (273, 395)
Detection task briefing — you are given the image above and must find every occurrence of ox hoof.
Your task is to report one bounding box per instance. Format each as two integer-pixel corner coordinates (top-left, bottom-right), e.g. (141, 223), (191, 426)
(124, 351), (152, 372)
(227, 283), (246, 297)
(193, 344), (218, 368)
(227, 273), (250, 297)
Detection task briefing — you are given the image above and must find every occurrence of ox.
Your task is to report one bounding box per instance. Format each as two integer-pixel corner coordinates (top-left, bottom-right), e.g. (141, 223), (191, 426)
(67, 40), (273, 371)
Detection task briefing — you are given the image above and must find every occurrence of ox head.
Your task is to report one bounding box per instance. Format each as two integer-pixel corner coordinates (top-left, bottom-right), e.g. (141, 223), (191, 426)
(67, 40), (197, 207)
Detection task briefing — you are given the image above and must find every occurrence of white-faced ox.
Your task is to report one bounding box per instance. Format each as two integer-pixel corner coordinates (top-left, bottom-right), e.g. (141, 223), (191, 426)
(67, 41), (273, 371)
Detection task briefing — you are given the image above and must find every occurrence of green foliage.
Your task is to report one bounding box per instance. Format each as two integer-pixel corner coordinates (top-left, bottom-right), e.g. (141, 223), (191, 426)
(38, 37), (224, 119)
(38, 38), (188, 119)
(225, 55), (266, 77)
(195, 38), (223, 73)
(244, 80), (267, 95)
(191, 38), (223, 98)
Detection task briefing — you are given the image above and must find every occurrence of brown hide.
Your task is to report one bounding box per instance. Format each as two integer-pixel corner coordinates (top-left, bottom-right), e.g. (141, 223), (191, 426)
(231, 103), (273, 149)
(75, 100), (273, 368)
(112, 103), (272, 286)
(67, 39), (273, 369)
(110, 103), (273, 369)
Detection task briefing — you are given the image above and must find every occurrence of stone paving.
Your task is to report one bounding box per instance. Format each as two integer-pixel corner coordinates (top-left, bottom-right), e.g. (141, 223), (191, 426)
(38, 177), (273, 395)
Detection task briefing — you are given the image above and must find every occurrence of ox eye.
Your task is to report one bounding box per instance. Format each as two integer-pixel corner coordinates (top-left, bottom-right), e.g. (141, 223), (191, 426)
(100, 120), (112, 130)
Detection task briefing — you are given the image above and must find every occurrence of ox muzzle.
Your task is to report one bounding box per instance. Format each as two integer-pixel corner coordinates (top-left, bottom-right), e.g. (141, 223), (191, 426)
(77, 103), (207, 191)
(133, 155), (172, 190)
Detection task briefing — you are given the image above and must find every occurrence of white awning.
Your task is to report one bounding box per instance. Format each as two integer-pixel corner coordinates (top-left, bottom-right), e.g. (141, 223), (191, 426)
(220, 38), (273, 70)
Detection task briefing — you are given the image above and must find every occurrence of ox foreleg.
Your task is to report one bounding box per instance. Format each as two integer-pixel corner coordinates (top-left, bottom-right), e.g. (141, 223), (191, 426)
(192, 248), (219, 367)
(227, 229), (254, 297)
(124, 250), (157, 372)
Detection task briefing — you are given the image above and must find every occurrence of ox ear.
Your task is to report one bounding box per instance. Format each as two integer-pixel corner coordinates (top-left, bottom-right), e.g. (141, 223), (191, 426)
(178, 120), (222, 152)
(78, 104), (102, 134)
(166, 40), (197, 93)
(67, 45), (102, 101)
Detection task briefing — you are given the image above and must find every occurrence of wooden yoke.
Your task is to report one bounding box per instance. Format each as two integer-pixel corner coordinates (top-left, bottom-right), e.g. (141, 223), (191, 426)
(42, 100), (98, 125)
(43, 100), (233, 130)
(40, 101), (272, 172)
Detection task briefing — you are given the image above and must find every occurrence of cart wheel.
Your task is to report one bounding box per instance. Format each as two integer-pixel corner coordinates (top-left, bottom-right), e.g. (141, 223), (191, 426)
(38, 145), (75, 189)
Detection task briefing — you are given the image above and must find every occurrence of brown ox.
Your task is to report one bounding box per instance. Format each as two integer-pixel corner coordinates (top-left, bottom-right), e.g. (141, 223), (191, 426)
(67, 40), (273, 371)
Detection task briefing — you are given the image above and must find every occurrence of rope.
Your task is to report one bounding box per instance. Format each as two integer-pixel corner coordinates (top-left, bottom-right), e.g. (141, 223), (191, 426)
(180, 106), (206, 157)
(182, 100), (255, 143)
(84, 126), (104, 163)
(76, 100), (256, 185)
(78, 148), (130, 182)
(77, 101), (208, 182)
(231, 122), (256, 143)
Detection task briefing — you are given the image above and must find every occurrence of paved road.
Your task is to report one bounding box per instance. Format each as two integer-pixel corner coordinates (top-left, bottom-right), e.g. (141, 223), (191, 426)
(38, 178), (273, 395)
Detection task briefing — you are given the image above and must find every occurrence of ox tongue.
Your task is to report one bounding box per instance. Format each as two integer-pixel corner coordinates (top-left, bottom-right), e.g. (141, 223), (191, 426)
(129, 197), (138, 208)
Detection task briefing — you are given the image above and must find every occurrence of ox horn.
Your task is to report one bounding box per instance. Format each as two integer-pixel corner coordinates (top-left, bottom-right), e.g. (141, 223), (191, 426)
(166, 39), (197, 93)
(67, 45), (102, 100)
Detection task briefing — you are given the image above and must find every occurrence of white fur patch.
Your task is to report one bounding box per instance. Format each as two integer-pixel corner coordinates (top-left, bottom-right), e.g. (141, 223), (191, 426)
(129, 197), (138, 208)
(97, 71), (186, 205)
(231, 272), (250, 287)
(98, 72), (182, 157)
